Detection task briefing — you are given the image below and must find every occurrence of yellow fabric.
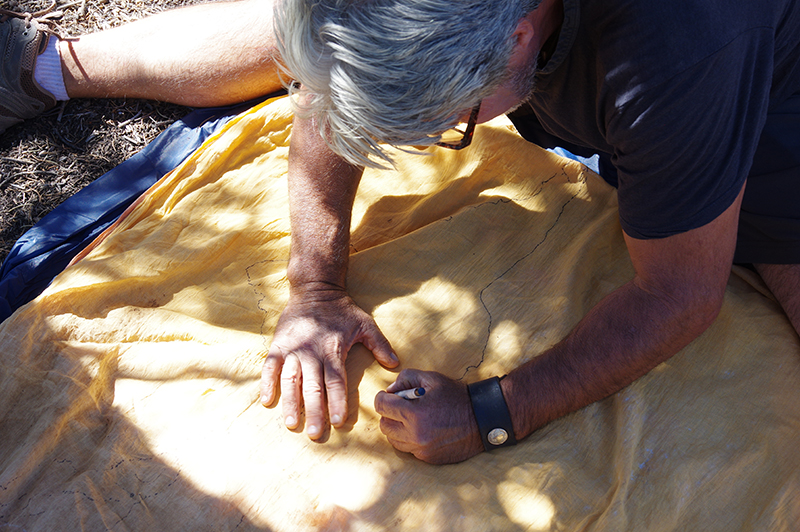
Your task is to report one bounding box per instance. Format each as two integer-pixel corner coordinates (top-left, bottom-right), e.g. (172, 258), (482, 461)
(1, 97), (799, 531)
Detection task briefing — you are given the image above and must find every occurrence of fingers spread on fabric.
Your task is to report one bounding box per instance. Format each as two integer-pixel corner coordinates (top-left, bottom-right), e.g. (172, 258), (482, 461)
(260, 291), (396, 439)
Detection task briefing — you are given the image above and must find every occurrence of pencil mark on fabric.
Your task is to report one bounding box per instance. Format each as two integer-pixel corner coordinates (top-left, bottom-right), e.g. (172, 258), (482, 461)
(246, 258), (289, 350)
(460, 166), (583, 380)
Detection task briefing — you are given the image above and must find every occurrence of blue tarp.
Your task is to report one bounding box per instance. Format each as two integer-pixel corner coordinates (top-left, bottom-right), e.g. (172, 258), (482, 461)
(0, 97), (268, 322)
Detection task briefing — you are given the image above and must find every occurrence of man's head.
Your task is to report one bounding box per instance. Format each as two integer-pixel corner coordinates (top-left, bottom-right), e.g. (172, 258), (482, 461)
(275, 0), (544, 167)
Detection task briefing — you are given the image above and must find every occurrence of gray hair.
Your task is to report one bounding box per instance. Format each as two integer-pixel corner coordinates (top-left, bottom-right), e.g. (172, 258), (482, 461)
(274, 0), (543, 168)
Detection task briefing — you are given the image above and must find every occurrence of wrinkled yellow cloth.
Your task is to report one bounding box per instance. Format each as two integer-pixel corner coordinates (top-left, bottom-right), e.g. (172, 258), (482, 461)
(1, 97), (799, 531)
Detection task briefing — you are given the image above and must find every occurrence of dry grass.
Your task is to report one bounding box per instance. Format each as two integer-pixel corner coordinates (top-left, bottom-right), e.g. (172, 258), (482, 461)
(0, 0), (206, 265)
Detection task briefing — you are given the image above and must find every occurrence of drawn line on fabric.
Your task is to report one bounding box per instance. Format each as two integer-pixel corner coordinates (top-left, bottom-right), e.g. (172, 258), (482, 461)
(246, 258), (289, 350)
(460, 166), (584, 380)
(0, 456), (186, 524)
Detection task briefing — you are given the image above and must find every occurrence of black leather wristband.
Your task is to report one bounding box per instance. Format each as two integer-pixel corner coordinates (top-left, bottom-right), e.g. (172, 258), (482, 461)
(467, 376), (517, 451)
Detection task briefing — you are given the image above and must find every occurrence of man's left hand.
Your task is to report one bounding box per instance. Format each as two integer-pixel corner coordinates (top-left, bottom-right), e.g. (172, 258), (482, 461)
(374, 369), (483, 464)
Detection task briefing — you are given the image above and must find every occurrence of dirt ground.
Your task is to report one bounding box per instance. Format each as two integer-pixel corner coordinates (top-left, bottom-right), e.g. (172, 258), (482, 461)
(0, 0), (207, 265)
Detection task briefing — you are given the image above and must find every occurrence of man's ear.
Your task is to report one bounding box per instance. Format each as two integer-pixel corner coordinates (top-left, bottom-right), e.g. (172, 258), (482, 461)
(508, 17), (536, 68)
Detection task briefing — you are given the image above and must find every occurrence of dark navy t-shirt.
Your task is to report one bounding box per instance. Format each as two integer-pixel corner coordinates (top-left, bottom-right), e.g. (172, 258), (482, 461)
(527, 0), (800, 239)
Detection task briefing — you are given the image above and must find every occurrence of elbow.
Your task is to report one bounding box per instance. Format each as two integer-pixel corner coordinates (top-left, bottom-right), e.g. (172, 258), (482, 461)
(671, 285), (726, 340)
(684, 292), (724, 336)
(636, 276), (726, 339)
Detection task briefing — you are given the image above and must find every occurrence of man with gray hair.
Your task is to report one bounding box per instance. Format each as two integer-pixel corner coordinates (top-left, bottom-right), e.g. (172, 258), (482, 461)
(260, 0), (800, 464)
(4, 0), (800, 464)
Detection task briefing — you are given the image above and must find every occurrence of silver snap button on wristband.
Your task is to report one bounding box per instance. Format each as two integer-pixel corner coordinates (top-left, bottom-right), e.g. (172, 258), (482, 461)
(467, 376), (517, 451)
(487, 428), (509, 446)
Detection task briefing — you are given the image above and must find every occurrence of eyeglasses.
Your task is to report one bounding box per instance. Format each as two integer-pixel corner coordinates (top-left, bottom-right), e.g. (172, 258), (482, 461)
(435, 101), (482, 150)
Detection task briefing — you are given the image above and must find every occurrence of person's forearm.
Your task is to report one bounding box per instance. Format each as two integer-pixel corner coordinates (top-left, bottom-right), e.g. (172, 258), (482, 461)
(263, 115), (393, 435)
(286, 113), (364, 293)
(501, 277), (721, 439)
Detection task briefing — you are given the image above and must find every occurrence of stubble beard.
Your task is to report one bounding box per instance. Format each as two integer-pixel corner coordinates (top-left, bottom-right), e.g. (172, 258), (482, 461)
(502, 51), (540, 115)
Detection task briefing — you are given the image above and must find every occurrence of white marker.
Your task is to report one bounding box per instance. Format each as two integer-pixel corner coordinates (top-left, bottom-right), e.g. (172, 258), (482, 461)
(394, 387), (425, 400)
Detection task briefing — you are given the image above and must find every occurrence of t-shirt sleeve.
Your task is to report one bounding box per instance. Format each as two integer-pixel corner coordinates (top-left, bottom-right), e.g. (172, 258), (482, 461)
(606, 28), (774, 239)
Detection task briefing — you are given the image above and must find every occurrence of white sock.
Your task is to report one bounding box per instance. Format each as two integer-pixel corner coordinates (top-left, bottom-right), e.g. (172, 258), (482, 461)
(33, 37), (70, 101)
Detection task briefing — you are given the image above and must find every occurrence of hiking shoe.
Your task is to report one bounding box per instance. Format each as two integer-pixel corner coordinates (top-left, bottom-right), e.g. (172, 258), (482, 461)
(0, 3), (63, 134)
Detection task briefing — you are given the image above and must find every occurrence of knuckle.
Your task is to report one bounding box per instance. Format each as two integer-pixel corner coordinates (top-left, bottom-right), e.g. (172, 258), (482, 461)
(280, 374), (298, 387)
(303, 378), (324, 396)
(322, 354), (345, 373)
(323, 368), (346, 389)
(415, 450), (433, 462)
(280, 364), (300, 386)
(264, 348), (282, 363)
(417, 450), (445, 465)
(262, 354), (282, 373)
(397, 367), (417, 380)
(259, 378), (273, 392)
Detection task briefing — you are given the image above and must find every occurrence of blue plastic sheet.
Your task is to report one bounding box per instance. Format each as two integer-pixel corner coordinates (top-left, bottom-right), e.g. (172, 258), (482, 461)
(0, 97), (268, 322)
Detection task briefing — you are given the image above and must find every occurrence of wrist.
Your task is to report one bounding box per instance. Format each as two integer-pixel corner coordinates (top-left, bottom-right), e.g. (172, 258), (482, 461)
(286, 255), (348, 292)
(287, 280), (349, 301)
(467, 376), (517, 451)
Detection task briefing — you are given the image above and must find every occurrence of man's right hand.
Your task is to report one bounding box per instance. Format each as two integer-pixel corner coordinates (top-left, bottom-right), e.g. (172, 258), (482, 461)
(259, 285), (398, 440)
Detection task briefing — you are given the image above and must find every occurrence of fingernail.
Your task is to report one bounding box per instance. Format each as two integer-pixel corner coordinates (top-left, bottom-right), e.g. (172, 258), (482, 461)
(308, 425), (320, 437)
(390, 352), (398, 362)
(285, 416), (296, 428)
(331, 414), (342, 425)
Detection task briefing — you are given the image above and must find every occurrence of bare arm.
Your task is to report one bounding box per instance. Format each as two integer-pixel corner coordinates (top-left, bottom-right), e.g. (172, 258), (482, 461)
(376, 184), (745, 463)
(261, 112), (397, 439)
(502, 185), (742, 438)
(285, 111), (362, 292)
